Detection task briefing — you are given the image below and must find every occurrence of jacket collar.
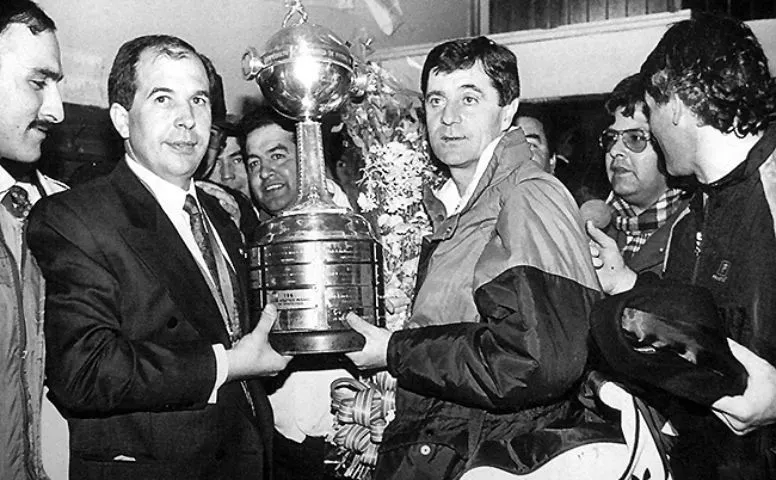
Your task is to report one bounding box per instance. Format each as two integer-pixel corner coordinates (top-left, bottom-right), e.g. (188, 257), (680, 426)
(703, 123), (776, 193)
(425, 128), (532, 239)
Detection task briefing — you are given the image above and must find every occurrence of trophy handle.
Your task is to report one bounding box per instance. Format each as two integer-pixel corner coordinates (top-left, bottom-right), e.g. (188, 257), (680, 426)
(241, 47), (264, 80)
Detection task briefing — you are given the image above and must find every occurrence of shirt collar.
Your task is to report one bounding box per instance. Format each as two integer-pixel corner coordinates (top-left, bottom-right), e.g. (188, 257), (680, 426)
(0, 164), (48, 203)
(124, 154), (197, 212)
(434, 127), (512, 217)
(0, 165), (16, 194)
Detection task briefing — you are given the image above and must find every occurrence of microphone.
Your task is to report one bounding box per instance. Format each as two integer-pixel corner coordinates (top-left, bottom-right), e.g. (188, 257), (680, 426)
(580, 199), (613, 229)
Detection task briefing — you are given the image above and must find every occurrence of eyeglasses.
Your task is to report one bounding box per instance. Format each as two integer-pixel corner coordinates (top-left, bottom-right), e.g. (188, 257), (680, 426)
(599, 128), (652, 154)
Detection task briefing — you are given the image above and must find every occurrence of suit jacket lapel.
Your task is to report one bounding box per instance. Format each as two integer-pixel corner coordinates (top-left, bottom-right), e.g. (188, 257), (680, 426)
(110, 161), (230, 345)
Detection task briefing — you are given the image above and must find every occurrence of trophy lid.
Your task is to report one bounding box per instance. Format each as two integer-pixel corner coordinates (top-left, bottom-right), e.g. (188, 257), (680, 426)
(243, 1), (354, 120)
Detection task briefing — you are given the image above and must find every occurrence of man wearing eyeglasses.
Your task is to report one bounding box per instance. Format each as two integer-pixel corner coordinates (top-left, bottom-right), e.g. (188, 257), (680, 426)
(598, 73), (690, 275)
(589, 14), (776, 479)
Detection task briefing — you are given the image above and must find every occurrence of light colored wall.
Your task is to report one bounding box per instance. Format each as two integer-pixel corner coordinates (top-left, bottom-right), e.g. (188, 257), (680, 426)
(37, 0), (471, 112)
(37, 1), (776, 110)
(375, 11), (776, 101)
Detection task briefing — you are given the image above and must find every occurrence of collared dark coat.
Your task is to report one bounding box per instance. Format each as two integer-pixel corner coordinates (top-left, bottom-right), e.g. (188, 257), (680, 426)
(649, 125), (776, 480)
(27, 160), (273, 480)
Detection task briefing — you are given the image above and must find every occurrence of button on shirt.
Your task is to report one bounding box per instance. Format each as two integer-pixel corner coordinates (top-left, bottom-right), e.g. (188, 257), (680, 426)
(125, 156), (229, 402)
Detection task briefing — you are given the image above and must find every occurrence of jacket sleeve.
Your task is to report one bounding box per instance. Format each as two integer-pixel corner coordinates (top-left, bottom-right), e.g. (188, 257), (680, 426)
(28, 199), (216, 416)
(386, 176), (601, 412)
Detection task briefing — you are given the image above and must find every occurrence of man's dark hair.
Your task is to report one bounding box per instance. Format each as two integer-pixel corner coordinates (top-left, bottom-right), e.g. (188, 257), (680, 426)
(605, 73), (665, 165)
(108, 35), (216, 111)
(512, 109), (554, 152)
(238, 104), (296, 159)
(640, 12), (776, 136)
(421, 36), (520, 106)
(0, 1), (55, 37)
(605, 73), (649, 119)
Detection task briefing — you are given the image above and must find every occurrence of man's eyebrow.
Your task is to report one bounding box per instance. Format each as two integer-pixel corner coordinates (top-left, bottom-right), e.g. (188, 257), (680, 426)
(34, 68), (63, 82)
(247, 143), (290, 158)
(268, 144), (290, 153)
(458, 84), (487, 96)
(146, 87), (211, 99)
(425, 84), (486, 98)
(148, 87), (173, 98)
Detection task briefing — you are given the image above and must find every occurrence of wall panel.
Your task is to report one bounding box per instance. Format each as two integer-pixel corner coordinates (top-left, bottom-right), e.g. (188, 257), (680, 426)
(490, 0), (679, 33)
(490, 0), (775, 34)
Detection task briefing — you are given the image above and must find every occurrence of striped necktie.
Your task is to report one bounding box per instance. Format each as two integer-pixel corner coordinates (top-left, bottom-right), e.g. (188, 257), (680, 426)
(183, 194), (253, 415)
(183, 194), (243, 342)
(183, 195), (221, 289)
(2, 185), (32, 219)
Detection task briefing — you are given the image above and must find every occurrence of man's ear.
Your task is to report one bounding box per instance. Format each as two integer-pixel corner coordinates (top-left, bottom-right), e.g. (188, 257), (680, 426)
(109, 103), (130, 140)
(500, 98), (520, 131)
(670, 93), (683, 126)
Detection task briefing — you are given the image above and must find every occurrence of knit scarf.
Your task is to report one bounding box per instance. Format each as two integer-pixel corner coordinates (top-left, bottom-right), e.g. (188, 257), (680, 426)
(609, 188), (687, 259)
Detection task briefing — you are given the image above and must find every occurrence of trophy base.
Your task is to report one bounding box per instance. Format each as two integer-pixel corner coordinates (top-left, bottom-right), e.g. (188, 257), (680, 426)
(269, 330), (365, 355)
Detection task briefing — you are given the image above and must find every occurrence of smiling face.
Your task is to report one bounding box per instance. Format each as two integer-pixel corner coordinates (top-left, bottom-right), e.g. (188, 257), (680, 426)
(424, 62), (517, 177)
(0, 23), (63, 164)
(605, 106), (667, 211)
(110, 49), (211, 189)
(245, 123), (297, 215)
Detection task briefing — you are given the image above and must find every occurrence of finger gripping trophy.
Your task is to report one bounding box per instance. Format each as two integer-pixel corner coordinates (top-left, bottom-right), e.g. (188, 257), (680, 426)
(242, 0), (385, 354)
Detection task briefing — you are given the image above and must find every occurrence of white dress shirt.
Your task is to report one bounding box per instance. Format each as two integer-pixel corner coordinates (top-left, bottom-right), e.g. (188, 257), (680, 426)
(125, 156), (228, 402)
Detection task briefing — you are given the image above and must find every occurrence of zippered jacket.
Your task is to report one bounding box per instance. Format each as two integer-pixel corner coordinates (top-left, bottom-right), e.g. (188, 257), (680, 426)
(1, 172), (66, 480)
(375, 129), (602, 478)
(646, 124), (776, 479)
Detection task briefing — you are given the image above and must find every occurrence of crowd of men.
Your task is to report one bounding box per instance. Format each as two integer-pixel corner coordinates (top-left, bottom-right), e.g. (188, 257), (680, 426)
(2, 1), (776, 479)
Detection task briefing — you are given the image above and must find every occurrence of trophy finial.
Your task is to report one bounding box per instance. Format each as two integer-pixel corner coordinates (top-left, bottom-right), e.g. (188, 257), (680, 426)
(282, 0), (309, 27)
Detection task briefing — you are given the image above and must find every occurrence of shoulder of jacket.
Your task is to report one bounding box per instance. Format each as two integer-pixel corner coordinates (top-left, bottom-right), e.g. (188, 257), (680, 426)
(495, 165), (569, 206)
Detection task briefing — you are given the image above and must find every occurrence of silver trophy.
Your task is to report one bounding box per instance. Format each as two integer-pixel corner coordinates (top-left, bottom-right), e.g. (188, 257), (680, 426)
(243, 0), (385, 354)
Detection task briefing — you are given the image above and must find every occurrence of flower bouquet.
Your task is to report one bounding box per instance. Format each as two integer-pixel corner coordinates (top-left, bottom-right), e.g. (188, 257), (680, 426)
(328, 42), (444, 479)
(344, 57), (443, 330)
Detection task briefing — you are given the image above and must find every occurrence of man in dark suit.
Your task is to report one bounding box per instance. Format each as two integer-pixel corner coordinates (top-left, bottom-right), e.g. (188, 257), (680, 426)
(27, 34), (291, 480)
